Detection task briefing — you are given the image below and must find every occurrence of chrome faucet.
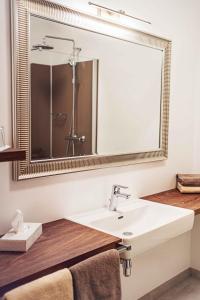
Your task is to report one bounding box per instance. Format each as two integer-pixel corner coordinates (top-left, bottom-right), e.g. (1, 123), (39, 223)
(109, 184), (131, 211)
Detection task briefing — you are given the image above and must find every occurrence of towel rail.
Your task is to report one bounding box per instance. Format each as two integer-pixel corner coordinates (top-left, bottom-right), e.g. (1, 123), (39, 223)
(117, 243), (131, 254)
(117, 243), (132, 277)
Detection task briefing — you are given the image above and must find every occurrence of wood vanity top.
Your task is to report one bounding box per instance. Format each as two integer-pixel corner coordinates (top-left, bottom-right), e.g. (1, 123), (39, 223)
(143, 188), (200, 215)
(0, 219), (121, 295)
(0, 148), (26, 162)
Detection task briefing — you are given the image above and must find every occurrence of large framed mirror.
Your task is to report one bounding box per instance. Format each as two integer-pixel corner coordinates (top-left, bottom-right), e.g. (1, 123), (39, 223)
(11, 0), (171, 180)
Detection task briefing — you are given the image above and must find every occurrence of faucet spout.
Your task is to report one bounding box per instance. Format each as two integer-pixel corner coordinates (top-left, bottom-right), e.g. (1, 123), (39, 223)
(118, 192), (131, 199)
(108, 184), (131, 211)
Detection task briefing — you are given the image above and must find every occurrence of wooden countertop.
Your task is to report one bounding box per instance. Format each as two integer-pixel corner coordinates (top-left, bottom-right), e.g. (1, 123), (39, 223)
(143, 188), (200, 215)
(0, 219), (121, 295)
(2, 189), (199, 295)
(0, 148), (26, 162)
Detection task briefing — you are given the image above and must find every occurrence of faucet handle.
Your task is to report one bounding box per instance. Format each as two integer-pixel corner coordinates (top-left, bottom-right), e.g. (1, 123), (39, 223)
(113, 184), (128, 190)
(112, 184), (129, 195)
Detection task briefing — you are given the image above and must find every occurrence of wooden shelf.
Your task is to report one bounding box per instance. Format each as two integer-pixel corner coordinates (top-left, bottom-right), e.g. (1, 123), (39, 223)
(143, 188), (200, 215)
(0, 148), (26, 162)
(0, 219), (121, 295)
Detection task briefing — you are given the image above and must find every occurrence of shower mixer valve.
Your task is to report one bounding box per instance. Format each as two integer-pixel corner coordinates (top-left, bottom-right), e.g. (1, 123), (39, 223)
(66, 134), (86, 143)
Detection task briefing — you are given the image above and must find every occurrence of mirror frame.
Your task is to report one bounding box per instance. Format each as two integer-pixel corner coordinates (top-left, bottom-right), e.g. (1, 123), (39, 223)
(11, 0), (171, 180)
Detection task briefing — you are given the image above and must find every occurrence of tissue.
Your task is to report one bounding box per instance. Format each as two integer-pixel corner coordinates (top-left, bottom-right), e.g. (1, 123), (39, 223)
(11, 209), (24, 233)
(0, 209), (42, 252)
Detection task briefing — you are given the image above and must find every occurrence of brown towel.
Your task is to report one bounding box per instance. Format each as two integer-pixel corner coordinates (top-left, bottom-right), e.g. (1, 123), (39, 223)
(177, 174), (200, 187)
(3, 269), (73, 300)
(70, 249), (121, 300)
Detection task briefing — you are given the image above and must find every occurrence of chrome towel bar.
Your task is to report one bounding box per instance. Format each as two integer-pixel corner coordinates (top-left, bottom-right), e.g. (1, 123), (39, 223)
(117, 243), (132, 277)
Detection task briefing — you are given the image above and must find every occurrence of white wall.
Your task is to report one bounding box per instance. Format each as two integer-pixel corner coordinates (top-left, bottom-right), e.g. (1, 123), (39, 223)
(1, 0), (200, 298)
(192, 36), (200, 171)
(190, 9), (200, 274)
(1, 0), (199, 233)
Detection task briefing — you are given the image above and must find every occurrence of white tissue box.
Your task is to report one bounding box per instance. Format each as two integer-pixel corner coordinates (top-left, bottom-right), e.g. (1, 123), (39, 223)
(0, 223), (42, 252)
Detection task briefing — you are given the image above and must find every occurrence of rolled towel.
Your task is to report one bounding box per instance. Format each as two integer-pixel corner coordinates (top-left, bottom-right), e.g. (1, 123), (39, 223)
(177, 174), (200, 187)
(70, 249), (121, 300)
(3, 269), (73, 300)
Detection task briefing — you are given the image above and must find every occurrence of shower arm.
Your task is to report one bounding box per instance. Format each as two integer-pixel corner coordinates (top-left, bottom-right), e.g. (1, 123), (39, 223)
(45, 35), (75, 51)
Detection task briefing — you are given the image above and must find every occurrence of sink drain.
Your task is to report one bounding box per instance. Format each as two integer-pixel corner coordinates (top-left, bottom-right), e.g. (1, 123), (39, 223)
(123, 231), (133, 236)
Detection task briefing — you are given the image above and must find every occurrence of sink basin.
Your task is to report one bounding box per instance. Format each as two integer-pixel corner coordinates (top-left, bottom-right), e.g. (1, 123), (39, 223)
(68, 199), (194, 255)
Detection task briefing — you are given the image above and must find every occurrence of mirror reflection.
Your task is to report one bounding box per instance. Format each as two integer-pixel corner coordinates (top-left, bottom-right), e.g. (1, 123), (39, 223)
(30, 15), (163, 161)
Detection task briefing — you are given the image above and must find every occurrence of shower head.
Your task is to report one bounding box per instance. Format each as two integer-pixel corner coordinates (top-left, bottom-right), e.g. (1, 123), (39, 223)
(31, 44), (54, 51)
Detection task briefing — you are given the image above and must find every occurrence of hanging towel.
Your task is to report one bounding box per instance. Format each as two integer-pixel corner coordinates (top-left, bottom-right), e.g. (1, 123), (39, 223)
(70, 249), (121, 300)
(3, 269), (73, 300)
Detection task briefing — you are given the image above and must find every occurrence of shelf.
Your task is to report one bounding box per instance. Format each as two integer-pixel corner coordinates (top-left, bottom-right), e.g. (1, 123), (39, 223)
(0, 148), (26, 162)
(143, 189), (200, 215)
(0, 219), (121, 295)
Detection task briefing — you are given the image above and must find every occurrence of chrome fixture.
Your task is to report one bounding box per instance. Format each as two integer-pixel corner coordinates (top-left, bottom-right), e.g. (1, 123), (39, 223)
(109, 184), (131, 211)
(66, 134), (86, 143)
(121, 255), (132, 277)
(45, 35), (75, 47)
(31, 38), (54, 51)
(88, 2), (151, 25)
(117, 243), (132, 277)
(44, 35), (83, 156)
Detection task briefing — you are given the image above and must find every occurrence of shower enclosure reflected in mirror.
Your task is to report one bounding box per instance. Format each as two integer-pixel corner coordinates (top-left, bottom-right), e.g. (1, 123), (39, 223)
(30, 17), (98, 160)
(12, 0), (171, 179)
(30, 14), (165, 161)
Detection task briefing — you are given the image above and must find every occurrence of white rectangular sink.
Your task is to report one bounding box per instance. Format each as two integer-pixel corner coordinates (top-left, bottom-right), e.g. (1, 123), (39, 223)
(68, 199), (194, 255)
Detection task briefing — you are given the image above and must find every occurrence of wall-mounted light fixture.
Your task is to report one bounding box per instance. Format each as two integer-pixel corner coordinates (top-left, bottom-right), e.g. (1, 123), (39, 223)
(88, 2), (151, 25)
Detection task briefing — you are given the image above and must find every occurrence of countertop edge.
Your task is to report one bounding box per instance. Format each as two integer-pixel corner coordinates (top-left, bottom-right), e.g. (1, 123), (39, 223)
(143, 188), (200, 215)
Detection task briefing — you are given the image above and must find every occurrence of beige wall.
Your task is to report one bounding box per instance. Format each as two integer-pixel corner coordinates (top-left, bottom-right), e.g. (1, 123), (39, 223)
(1, 0), (200, 297)
(1, 0), (199, 231)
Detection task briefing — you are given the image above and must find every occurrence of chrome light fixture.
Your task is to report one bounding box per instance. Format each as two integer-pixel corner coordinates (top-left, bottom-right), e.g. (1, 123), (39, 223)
(88, 2), (151, 25)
